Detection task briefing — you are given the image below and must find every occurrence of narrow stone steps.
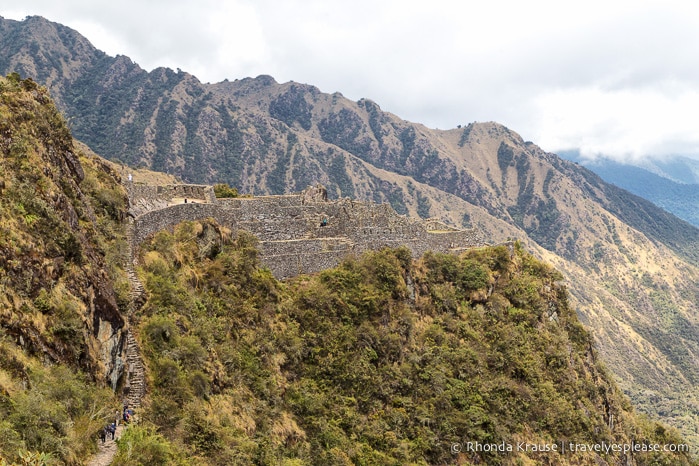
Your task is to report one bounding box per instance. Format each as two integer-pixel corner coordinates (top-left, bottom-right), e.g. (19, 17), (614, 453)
(84, 179), (149, 466)
(126, 269), (146, 313)
(123, 330), (146, 409)
(122, 215), (147, 411)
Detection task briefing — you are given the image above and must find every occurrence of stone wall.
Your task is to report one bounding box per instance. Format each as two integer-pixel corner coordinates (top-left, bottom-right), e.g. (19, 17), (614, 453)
(127, 183), (214, 203)
(130, 185), (487, 279)
(132, 203), (220, 247)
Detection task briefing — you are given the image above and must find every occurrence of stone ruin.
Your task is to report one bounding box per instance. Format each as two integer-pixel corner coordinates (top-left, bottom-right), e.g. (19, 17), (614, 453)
(126, 183), (487, 279)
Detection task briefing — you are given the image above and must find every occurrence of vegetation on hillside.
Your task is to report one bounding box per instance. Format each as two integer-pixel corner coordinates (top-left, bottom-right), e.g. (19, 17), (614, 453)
(123, 219), (693, 465)
(560, 151), (699, 229)
(0, 74), (127, 464)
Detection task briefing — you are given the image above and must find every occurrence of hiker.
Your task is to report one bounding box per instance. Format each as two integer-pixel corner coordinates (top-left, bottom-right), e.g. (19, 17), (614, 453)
(108, 422), (116, 439)
(99, 426), (107, 444)
(123, 404), (135, 424)
(123, 404), (130, 423)
(320, 217), (328, 227)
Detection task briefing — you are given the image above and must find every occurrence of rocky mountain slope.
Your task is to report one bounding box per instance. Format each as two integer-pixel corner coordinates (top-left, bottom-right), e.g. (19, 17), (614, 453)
(0, 73), (129, 463)
(4, 15), (699, 446)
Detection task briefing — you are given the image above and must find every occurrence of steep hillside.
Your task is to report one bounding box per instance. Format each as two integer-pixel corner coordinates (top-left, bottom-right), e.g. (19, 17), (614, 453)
(0, 74), (130, 463)
(122, 219), (692, 465)
(4, 15), (699, 446)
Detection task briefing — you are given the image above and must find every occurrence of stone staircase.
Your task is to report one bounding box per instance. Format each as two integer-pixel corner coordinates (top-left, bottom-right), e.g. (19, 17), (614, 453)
(122, 215), (147, 409)
(86, 183), (150, 466)
(126, 268), (146, 312)
(123, 330), (146, 409)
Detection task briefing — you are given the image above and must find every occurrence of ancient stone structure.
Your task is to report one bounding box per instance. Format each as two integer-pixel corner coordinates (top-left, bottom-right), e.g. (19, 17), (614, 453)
(126, 183), (486, 279)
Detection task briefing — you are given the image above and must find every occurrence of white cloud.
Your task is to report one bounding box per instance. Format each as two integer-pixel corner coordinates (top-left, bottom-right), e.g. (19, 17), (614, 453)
(533, 86), (699, 160)
(4, 0), (699, 159)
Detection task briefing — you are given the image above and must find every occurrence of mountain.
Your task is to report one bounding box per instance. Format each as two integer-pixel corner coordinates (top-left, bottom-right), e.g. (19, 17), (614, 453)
(642, 155), (699, 185)
(3, 73), (693, 465)
(560, 150), (699, 227)
(4, 15), (699, 448)
(126, 223), (693, 465)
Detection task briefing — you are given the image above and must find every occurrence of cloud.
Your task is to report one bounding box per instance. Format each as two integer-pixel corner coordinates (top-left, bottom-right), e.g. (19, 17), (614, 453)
(5, 0), (699, 159)
(533, 86), (699, 161)
(4, 0), (269, 80)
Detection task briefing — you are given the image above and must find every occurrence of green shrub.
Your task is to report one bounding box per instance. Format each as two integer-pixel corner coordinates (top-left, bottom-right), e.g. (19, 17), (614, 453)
(457, 259), (489, 292)
(113, 425), (189, 466)
(213, 183), (239, 198)
(143, 316), (179, 352)
(0, 362), (116, 464)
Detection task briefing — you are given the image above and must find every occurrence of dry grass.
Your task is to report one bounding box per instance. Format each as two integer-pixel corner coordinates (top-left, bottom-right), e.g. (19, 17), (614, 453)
(77, 141), (179, 186)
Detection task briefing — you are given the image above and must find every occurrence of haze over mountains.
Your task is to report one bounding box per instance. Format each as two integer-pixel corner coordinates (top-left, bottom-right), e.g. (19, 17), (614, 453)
(4, 14), (699, 449)
(561, 150), (699, 227)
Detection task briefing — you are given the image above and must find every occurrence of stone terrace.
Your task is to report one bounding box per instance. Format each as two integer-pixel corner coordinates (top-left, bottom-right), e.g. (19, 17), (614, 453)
(127, 183), (486, 279)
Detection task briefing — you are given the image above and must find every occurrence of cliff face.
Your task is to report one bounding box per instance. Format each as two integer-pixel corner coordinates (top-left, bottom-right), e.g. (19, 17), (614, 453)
(0, 74), (129, 390)
(0, 73), (137, 463)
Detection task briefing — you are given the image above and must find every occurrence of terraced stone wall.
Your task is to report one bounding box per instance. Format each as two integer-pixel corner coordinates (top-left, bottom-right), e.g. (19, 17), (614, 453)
(129, 186), (486, 278)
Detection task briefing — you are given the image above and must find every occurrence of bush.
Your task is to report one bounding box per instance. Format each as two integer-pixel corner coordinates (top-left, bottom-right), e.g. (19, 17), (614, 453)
(113, 425), (189, 466)
(213, 184), (239, 198)
(0, 362), (116, 464)
(457, 259), (489, 292)
(143, 316), (179, 352)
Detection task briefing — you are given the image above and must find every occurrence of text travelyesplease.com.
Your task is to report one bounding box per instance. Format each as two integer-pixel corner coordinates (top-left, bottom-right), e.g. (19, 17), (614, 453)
(451, 441), (690, 455)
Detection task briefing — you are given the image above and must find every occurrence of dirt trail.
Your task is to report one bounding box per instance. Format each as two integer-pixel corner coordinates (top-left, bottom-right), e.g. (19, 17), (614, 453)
(85, 424), (124, 466)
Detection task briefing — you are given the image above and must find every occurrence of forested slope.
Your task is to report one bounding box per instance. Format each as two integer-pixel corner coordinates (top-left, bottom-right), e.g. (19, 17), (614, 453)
(119, 218), (693, 465)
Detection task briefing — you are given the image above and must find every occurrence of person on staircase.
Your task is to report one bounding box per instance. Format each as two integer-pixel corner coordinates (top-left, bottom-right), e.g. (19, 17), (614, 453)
(123, 404), (135, 424)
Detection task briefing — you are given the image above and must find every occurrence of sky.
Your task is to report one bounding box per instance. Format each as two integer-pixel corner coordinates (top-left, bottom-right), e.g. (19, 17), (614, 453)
(3, 0), (699, 161)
